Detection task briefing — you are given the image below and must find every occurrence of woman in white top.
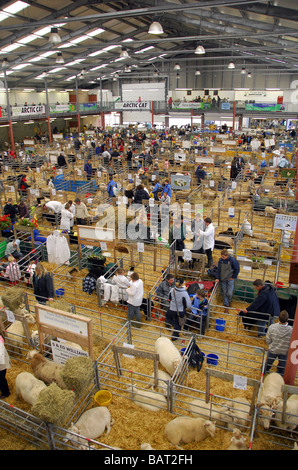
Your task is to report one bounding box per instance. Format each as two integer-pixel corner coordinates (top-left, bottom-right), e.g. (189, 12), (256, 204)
(64, 200), (76, 229)
(198, 217), (215, 267)
(60, 203), (74, 231)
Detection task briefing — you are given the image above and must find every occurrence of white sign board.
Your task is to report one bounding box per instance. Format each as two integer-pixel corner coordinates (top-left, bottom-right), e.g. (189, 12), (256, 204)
(114, 101), (150, 110)
(51, 340), (88, 364)
(274, 214), (297, 232)
(13, 105), (46, 116)
(38, 308), (89, 336)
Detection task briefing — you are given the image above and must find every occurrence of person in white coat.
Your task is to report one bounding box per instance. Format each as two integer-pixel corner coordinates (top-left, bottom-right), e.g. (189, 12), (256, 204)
(198, 217), (215, 267)
(126, 272), (144, 325)
(63, 200), (76, 229)
(60, 203), (74, 231)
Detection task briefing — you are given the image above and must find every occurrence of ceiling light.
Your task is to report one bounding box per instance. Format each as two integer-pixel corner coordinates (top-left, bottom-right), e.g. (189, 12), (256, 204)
(56, 52), (64, 64)
(228, 61), (235, 69)
(124, 66), (131, 72)
(49, 27), (61, 44)
(195, 45), (205, 55)
(120, 48), (130, 58)
(174, 63), (180, 71)
(241, 67), (246, 74)
(247, 72), (252, 78)
(176, 73), (180, 79)
(148, 21), (164, 35)
(195, 70), (201, 76)
(2, 58), (8, 68)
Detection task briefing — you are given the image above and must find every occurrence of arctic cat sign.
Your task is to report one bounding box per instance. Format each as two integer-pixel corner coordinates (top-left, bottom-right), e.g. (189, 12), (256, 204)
(12, 105), (46, 116)
(114, 101), (150, 110)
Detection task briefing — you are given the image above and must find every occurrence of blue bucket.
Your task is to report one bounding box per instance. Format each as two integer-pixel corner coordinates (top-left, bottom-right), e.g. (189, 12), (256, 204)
(56, 288), (65, 297)
(206, 354), (218, 366)
(215, 318), (226, 332)
(180, 347), (186, 355)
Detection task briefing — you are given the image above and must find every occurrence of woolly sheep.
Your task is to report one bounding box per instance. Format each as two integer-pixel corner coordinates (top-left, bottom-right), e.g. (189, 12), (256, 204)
(220, 398), (251, 429)
(6, 314), (35, 354)
(64, 407), (113, 449)
(148, 369), (171, 396)
(27, 350), (66, 389)
(259, 372), (284, 408)
(127, 384), (167, 412)
(15, 371), (47, 406)
(154, 336), (181, 376)
(226, 428), (247, 450)
(274, 394), (298, 431)
(164, 416), (216, 449)
(188, 399), (227, 427)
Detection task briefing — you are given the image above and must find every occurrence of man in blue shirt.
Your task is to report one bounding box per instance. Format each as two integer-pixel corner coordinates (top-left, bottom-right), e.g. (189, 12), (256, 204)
(84, 159), (92, 180)
(161, 179), (172, 201)
(107, 176), (117, 198)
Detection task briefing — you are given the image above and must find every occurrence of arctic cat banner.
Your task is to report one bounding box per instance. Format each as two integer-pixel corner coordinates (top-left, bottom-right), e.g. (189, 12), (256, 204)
(12, 105), (46, 116)
(114, 101), (150, 110)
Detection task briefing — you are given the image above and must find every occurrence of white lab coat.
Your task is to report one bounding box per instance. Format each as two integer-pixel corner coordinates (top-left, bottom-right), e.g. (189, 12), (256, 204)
(60, 209), (74, 231)
(45, 201), (63, 213)
(201, 223), (215, 251)
(46, 231), (70, 265)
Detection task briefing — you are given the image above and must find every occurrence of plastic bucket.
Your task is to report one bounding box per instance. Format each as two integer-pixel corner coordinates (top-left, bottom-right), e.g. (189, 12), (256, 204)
(206, 354), (218, 366)
(94, 390), (112, 406)
(56, 288), (65, 297)
(180, 347), (186, 355)
(215, 318), (226, 332)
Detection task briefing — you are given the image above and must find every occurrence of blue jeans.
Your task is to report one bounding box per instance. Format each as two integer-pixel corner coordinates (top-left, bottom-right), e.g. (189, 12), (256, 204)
(265, 352), (288, 376)
(220, 279), (234, 307)
(127, 304), (141, 322)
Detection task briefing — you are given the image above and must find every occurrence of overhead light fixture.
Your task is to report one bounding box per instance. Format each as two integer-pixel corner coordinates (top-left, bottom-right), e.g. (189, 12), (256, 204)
(228, 61), (235, 69)
(148, 21), (164, 35)
(174, 63), (180, 71)
(2, 58), (8, 68)
(56, 52), (64, 64)
(124, 66), (131, 72)
(195, 70), (201, 76)
(241, 67), (246, 74)
(247, 72), (252, 78)
(195, 45), (205, 55)
(176, 73), (180, 79)
(120, 48), (130, 59)
(49, 27), (61, 44)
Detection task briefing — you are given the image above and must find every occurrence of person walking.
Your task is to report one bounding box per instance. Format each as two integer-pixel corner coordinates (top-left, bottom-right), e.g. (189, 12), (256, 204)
(238, 279), (280, 337)
(84, 159), (93, 181)
(215, 248), (240, 312)
(265, 310), (293, 375)
(126, 272), (144, 326)
(107, 176), (118, 198)
(198, 217), (215, 268)
(0, 328), (10, 399)
(33, 262), (54, 305)
(166, 279), (192, 341)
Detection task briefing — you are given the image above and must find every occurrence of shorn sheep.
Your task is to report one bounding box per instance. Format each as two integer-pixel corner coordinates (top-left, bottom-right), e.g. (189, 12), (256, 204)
(6, 314), (36, 355)
(258, 373), (284, 429)
(148, 369), (171, 396)
(188, 399), (227, 427)
(226, 428), (247, 450)
(274, 394), (298, 431)
(64, 407), (113, 449)
(127, 384), (167, 412)
(154, 336), (182, 376)
(15, 371), (47, 405)
(220, 398), (251, 429)
(164, 416), (216, 449)
(26, 350), (66, 389)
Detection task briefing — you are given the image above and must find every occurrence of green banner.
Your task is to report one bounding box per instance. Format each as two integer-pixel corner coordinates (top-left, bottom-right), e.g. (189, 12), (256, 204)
(245, 103), (284, 112)
(281, 168), (295, 178)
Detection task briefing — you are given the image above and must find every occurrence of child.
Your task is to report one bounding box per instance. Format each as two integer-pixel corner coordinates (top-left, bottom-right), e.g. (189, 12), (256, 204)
(189, 289), (208, 335)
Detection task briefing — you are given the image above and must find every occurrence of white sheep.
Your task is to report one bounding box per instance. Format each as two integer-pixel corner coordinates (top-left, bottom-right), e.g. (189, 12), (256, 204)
(259, 372), (284, 408)
(226, 428), (247, 450)
(26, 350), (66, 389)
(274, 394), (298, 431)
(222, 398), (251, 429)
(164, 416), (216, 449)
(15, 371), (47, 405)
(258, 403), (274, 430)
(6, 314), (35, 354)
(188, 399), (227, 427)
(140, 443), (155, 450)
(154, 336), (182, 376)
(128, 384), (167, 412)
(64, 407), (113, 449)
(148, 369), (171, 396)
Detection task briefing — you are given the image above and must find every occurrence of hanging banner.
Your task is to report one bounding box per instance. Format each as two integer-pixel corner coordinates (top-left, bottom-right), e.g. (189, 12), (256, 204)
(12, 105), (46, 116)
(244, 103), (285, 112)
(114, 101), (150, 110)
(171, 102), (210, 110)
